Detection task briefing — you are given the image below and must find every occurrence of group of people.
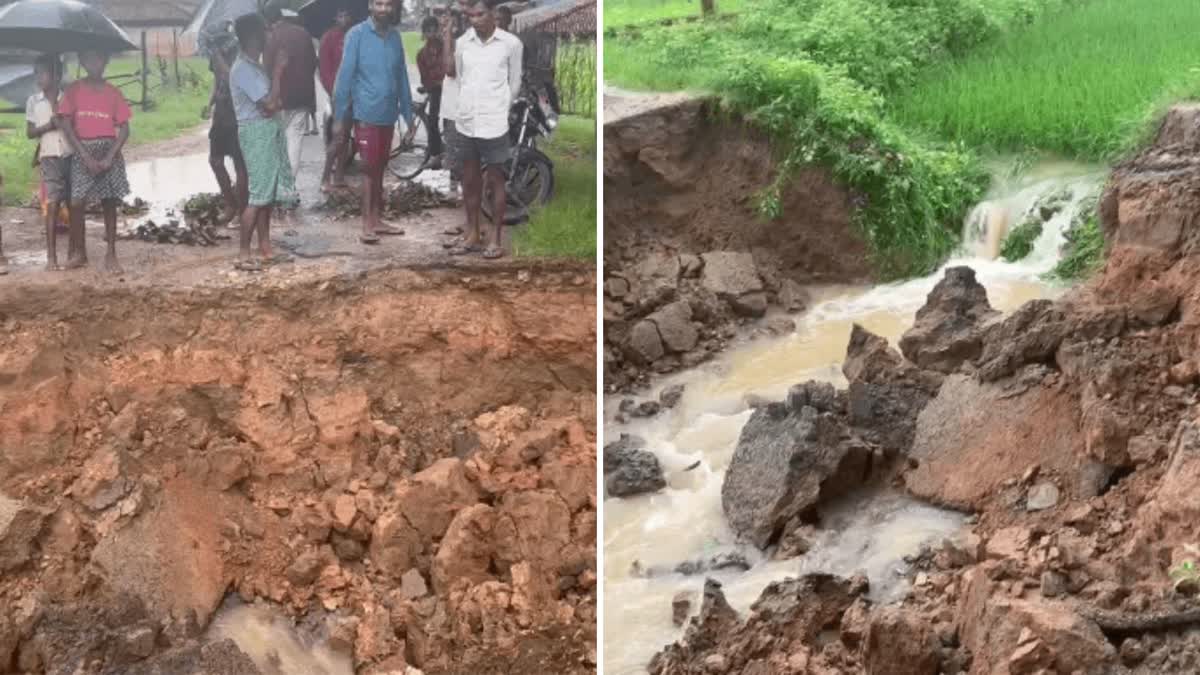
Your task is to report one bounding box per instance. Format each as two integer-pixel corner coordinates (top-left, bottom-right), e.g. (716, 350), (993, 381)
(17, 0), (532, 275)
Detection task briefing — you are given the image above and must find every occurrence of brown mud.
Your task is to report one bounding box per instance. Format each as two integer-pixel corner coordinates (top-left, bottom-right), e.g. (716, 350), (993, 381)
(0, 264), (597, 674)
(645, 105), (1200, 674)
(602, 91), (871, 393)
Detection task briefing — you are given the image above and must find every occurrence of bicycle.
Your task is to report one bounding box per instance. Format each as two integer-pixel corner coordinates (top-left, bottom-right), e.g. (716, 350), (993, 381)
(389, 87), (435, 180)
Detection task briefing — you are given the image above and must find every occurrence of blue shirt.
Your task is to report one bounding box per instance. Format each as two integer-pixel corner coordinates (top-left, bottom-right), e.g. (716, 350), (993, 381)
(229, 53), (270, 123)
(333, 19), (414, 127)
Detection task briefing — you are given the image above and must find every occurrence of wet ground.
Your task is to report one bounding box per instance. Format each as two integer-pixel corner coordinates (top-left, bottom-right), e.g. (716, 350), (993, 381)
(0, 125), (525, 291)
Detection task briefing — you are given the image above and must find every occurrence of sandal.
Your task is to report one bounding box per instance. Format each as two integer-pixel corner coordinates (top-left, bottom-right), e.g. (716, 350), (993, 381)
(449, 243), (483, 256)
(360, 234), (381, 245)
(482, 246), (504, 260)
(376, 225), (405, 236)
(234, 259), (264, 272)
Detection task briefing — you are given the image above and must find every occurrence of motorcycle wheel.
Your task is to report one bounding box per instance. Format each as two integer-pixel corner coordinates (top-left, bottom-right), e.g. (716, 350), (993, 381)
(482, 147), (555, 225)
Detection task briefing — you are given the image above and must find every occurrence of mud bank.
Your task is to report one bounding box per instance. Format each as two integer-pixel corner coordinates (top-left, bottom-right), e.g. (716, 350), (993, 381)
(645, 105), (1200, 675)
(602, 91), (872, 392)
(0, 266), (597, 674)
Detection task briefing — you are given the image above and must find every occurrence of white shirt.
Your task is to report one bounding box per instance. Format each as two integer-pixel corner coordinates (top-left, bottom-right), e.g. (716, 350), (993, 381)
(454, 27), (522, 139)
(26, 91), (71, 159)
(441, 73), (459, 123)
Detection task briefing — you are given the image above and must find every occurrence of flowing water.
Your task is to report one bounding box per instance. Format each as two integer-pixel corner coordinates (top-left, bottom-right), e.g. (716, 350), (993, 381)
(205, 600), (354, 675)
(602, 162), (1103, 674)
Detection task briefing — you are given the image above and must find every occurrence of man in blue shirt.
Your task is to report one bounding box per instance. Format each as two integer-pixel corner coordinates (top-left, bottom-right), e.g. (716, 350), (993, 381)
(333, 0), (414, 244)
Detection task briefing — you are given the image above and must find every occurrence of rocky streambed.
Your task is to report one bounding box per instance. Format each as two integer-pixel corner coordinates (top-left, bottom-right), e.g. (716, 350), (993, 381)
(606, 104), (1200, 674)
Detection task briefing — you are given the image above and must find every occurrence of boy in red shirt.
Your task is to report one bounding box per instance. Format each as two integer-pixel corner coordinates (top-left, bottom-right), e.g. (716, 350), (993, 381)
(58, 49), (132, 273)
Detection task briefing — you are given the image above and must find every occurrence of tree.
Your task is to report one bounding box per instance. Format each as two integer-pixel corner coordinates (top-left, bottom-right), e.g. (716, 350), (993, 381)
(701, 0), (715, 16)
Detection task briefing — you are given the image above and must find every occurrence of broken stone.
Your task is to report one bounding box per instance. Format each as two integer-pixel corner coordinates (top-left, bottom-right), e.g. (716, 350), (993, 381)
(401, 568), (429, 600)
(0, 495), (50, 573)
(71, 447), (133, 511)
(1026, 483), (1060, 511)
(899, 266), (997, 373)
(628, 320), (665, 364)
(659, 384), (685, 409)
(333, 494), (358, 531)
(777, 279), (810, 313)
(649, 300), (698, 353)
(603, 436), (666, 498)
(286, 551), (325, 587)
(672, 590), (696, 627)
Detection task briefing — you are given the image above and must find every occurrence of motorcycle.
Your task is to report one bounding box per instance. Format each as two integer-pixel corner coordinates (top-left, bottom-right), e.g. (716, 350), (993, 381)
(482, 87), (558, 225)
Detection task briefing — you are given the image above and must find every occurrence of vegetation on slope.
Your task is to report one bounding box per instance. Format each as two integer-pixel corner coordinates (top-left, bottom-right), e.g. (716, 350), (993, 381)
(606, 0), (1084, 277)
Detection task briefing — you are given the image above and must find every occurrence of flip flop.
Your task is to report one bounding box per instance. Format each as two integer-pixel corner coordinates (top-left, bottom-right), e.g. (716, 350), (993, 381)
(449, 243), (483, 256)
(360, 234), (381, 245)
(376, 225), (405, 236)
(234, 259), (264, 272)
(482, 246), (504, 260)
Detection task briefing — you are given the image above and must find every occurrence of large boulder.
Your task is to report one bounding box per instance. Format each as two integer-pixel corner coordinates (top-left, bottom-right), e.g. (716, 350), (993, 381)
(722, 403), (872, 549)
(975, 300), (1071, 382)
(843, 325), (943, 453)
(863, 607), (939, 675)
(0, 495), (50, 573)
(603, 434), (666, 498)
(1100, 104), (1200, 254)
(956, 567), (1116, 675)
(650, 574), (862, 675)
(701, 252), (767, 318)
(647, 300), (699, 353)
(899, 267), (998, 373)
(906, 373), (1100, 510)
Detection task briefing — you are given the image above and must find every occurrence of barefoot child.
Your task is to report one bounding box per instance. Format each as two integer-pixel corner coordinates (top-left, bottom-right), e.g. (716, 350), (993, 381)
(58, 49), (131, 273)
(230, 13), (296, 271)
(26, 54), (70, 271)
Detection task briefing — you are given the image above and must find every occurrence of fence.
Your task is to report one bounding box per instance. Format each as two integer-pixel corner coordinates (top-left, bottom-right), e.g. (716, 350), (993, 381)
(514, 0), (597, 118)
(96, 30), (203, 111)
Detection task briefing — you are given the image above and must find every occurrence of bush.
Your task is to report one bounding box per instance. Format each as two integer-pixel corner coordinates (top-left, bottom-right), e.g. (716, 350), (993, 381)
(999, 217), (1042, 262)
(1049, 215), (1104, 280)
(606, 0), (1076, 277)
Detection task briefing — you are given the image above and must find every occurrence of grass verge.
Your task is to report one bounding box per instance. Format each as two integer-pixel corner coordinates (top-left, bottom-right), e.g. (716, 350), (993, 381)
(1048, 216), (1104, 280)
(604, 0), (749, 28)
(513, 115), (595, 259)
(0, 56), (212, 205)
(892, 0), (1200, 160)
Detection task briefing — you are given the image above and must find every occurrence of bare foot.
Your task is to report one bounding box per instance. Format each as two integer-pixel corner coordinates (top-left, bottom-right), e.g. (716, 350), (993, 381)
(104, 254), (122, 274)
(64, 256), (88, 270)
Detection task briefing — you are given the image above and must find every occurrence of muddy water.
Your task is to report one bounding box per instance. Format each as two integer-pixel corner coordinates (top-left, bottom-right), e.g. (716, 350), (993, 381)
(206, 601), (353, 675)
(603, 163), (1103, 674)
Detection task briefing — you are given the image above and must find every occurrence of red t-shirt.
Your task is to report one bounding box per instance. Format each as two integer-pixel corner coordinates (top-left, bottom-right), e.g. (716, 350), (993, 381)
(319, 26), (346, 95)
(58, 81), (132, 140)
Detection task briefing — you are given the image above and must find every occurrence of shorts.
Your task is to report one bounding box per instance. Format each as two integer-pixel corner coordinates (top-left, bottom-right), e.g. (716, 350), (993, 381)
(39, 155), (71, 202)
(209, 123), (241, 160)
(457, 133), (511, 176)
(355, 122), (394, 174)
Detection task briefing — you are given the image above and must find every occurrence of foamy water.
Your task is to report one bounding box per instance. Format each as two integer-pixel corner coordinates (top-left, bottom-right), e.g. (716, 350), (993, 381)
(602, 163), (1102, 674)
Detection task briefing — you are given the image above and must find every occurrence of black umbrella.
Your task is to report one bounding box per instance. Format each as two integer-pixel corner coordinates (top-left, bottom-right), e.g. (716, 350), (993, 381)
(298, 0), (368, 39)
(0, 0), (137, 53)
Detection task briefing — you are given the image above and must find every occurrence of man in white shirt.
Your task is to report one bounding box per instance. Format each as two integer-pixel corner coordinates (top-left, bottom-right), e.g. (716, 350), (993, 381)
(26, 54), (72, 271)
(449, 0), (522, 260)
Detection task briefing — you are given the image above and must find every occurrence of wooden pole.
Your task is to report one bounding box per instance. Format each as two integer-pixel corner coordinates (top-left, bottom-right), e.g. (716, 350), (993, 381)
(141, 31), (149, 111)
(173, 29), (181, 87)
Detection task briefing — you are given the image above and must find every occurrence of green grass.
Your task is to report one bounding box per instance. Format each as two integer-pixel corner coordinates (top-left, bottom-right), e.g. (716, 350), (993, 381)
(604, 0), (749, 28)
(892, 0), (1200, 160)
(402, 31), (423, 62)
(1049, 215), (1104, 280)
(0, 56), (212, 204)
(999, 217), (1041, 262)
(514, 115), (595, 259)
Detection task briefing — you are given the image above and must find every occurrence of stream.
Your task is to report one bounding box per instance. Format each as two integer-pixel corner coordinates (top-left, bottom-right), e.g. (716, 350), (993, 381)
(602, 161), (1103, 674)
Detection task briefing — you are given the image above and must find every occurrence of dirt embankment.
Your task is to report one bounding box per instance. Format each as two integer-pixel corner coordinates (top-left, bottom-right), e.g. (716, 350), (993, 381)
(649, 105), (1200, 675)
(603, 92), (872, 393)
(0, 267), (597, 675)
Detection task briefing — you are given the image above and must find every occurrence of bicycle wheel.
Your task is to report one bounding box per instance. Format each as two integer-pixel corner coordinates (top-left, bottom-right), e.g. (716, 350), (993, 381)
(482, 147), (555, 225)
(389, 111), (431, 180)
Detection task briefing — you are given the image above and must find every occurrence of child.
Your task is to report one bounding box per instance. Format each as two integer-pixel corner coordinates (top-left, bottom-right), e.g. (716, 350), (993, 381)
(230, 12), (295, 271)
(58, 49), (132, 273)
(416, 16), (446, 163)
(26, 54), (71, 271)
